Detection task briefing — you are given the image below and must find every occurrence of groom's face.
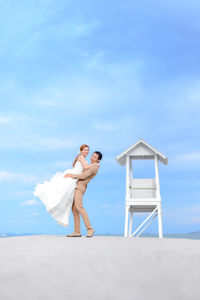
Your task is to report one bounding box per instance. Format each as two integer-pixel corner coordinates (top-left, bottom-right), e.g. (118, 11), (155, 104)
(90, 152), (100, 163)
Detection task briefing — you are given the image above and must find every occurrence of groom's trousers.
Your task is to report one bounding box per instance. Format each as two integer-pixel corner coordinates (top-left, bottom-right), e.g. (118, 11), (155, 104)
(72, 188), (93, 233)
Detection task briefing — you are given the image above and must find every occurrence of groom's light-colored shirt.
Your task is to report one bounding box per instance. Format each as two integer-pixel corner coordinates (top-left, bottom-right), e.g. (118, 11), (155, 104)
(72, 163), (99, 193)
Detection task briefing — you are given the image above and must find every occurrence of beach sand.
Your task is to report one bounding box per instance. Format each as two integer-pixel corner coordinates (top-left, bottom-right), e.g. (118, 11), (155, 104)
(0, 235), (200, 300)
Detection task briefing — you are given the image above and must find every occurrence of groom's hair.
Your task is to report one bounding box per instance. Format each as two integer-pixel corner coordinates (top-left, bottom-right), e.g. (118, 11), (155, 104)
(94, 151), (103, 161)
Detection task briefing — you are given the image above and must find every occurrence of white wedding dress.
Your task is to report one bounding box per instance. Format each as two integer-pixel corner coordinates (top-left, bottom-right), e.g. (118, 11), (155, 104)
(33, 161), (84, 227)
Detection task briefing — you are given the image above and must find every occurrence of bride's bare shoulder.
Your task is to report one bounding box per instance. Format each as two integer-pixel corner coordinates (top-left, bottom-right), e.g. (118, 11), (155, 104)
(77, 154), (85, 161)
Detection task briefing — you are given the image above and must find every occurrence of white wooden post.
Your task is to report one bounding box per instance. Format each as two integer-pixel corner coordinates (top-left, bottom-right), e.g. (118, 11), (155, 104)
(124, 156), (130, 237)
(126, 156), (130, 198)
(129, 211), (133, 237)
(124, 206), (129, 237)
(129, 158), (133, 179)
(155, 154), (163, 238)
(155, 154), (161, 199)
(158, 203), (163, 238)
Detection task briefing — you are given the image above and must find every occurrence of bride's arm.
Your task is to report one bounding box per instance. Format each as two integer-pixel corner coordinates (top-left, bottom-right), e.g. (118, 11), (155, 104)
(77, 155), (90, 170)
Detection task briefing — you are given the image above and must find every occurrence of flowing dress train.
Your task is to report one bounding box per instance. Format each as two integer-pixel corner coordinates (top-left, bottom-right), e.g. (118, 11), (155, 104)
(33, 161), (83, 227)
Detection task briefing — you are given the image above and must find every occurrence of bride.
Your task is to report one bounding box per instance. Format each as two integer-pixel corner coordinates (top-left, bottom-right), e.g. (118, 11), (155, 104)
(33, 144), (92, 227)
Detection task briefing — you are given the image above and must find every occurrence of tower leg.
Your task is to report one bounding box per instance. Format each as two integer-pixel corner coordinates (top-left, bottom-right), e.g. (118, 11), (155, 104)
(129, 210), (133, 237)
(124, 206), (129, 237)
(158, 204), (163, 238)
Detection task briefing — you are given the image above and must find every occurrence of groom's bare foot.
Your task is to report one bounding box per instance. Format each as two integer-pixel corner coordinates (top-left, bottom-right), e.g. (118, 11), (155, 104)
(67, 232), (81, 237)
(86, 229), (95, 238)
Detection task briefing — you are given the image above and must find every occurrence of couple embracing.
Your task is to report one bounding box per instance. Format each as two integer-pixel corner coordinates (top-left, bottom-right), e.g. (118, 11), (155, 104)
(34, 145), (102, 238)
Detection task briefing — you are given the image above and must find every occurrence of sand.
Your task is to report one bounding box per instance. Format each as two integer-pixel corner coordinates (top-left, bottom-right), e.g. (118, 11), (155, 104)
(0, 235), (200, 300)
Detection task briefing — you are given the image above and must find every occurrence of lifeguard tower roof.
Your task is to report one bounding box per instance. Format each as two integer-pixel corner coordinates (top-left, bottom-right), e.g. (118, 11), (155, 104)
(116, 139), (168, 166)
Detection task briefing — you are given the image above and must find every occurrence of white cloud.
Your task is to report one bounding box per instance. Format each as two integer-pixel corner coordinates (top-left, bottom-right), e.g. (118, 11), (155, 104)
(183, 206), (200, 215)
(0, 171), (12, 181)
(8, 219), (38, 224)
(85, 51), (105, 69)
(32, 78), (114, 113)
(36, 99), (60, 107)
(42, 138), (76, 150)
(20, 199), (41, 206)
(0, 135), (79, 151)
(0, 171), (38, 184)
(100, 203), (124, 215)
(54, 20), (100, 39)
(72, 22), (98, 37)
(52, 160), (72, 169)
(94, 122), (116, 131)
(0, 117), (11, 124)
(101, 203), (110, 208)
(170, 152), (200, 169)
(169, 79), (200, 113)
(0, 113), (28, 124)
(165, 205), (200, 225)
(14, 190), (33, 196)
(177, 152), (200, 163)
(94, 117), (135, 132)
(31, 212), (39, 216)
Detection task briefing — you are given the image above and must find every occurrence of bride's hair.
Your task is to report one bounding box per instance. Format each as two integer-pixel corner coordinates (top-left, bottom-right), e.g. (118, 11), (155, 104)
(72, 144), (89, 167)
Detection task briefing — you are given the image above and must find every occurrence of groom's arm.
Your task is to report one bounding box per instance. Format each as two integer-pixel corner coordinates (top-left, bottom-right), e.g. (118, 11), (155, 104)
(65, 164), (99, 180)
(71, 168), (94, 180)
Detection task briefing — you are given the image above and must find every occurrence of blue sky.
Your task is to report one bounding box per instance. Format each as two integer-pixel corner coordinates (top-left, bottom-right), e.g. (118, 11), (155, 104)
(0, 0), (200, 235)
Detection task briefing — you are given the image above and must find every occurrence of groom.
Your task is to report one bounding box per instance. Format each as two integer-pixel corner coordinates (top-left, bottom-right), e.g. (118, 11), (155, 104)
(64, 151), (102, 238)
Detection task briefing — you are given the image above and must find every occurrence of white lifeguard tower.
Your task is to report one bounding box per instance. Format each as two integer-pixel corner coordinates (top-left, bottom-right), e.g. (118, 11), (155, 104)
(116, 139), (168, 238)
